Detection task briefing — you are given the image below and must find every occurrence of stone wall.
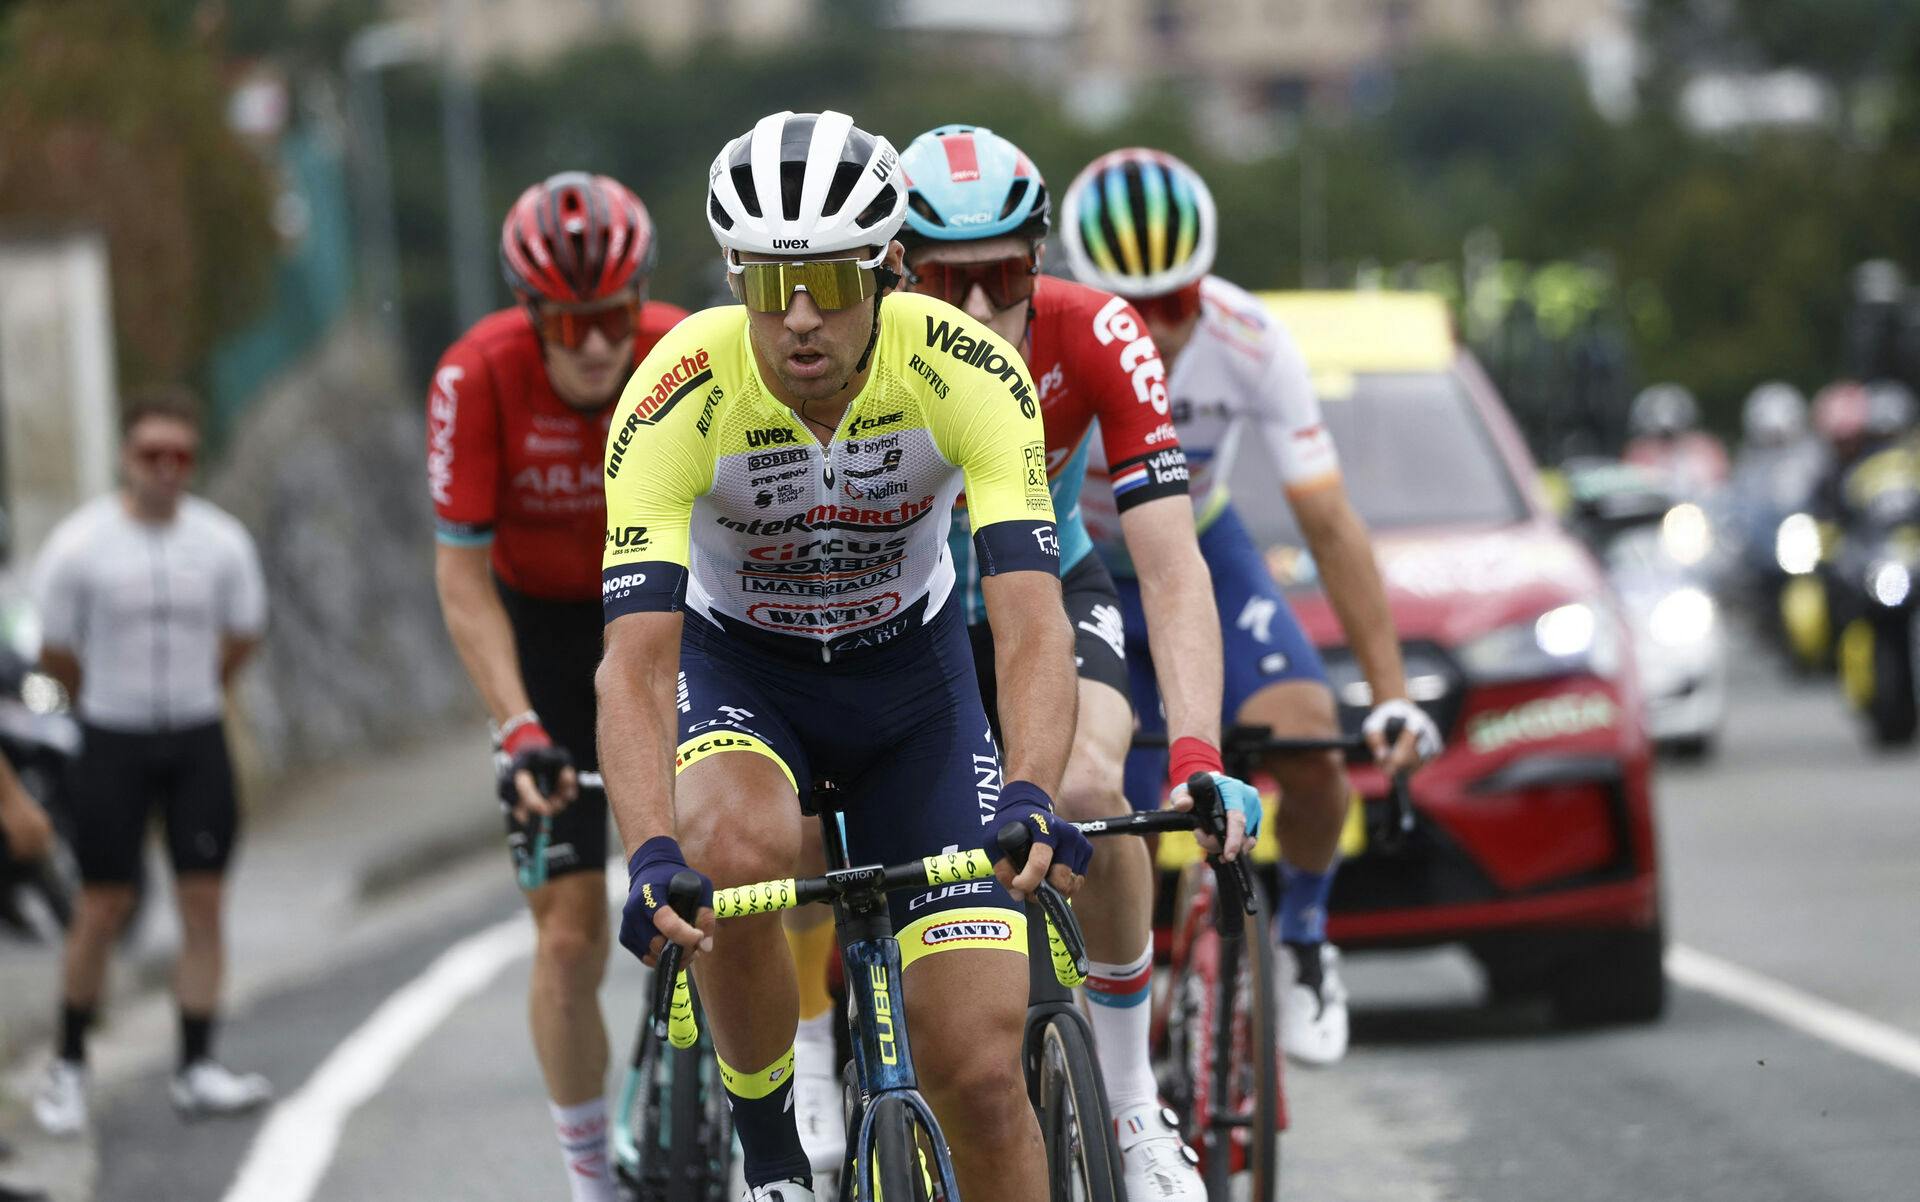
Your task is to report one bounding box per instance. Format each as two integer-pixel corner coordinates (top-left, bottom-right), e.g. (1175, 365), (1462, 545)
(207, 320), (478, 790)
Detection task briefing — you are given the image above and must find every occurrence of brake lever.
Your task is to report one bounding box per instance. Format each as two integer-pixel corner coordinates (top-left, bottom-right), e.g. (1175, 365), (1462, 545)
(1365, 718), (1417, 854)
(995, 821), (1091, 987)
(649, 871), (704, 1047)
(1186, 772), (1258, 925)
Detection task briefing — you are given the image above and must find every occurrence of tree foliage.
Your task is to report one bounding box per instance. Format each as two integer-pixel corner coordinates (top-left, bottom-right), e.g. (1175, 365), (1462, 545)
(0, 0), (276, 391)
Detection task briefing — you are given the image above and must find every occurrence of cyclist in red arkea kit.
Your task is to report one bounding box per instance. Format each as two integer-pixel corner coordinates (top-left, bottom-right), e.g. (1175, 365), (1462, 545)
(428, 172), (686, 1202)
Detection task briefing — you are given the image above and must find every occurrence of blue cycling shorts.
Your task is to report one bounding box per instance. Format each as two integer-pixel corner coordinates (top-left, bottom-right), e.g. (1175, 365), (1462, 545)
(674, 599), (1025, 967)
(1117, 504), (1329, 811)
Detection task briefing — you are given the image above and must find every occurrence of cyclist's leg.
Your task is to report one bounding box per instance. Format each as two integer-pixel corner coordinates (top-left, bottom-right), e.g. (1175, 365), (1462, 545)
(507, 594), (613, 1109)
(834, 610), (1044, 1202)
(500, 589), (619, 1198)
(673, 637), (815, 1192)
(1200, 509), (1346, 879)
(1204, 508), (1352, 1064)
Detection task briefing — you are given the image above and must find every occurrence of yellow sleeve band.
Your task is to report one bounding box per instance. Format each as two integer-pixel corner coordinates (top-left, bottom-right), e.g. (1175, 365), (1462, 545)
(716, 1045), (795, 1101)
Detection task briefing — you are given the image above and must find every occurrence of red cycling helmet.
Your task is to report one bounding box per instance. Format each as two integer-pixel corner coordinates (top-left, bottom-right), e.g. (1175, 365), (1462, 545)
(499, 172), (657, 304)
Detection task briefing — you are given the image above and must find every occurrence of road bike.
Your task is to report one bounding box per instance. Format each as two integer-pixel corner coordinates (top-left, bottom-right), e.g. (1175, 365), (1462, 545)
(647, 780), (1098, 1202)
(1123, 725), (1413, 1202)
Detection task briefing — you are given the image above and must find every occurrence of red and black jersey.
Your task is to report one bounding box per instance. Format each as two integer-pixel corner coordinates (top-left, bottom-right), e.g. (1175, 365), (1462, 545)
(426, 303), (688, 600)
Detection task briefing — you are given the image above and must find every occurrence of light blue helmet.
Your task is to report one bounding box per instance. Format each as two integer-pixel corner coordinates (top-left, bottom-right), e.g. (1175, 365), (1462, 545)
(899, 124), (1050, 247)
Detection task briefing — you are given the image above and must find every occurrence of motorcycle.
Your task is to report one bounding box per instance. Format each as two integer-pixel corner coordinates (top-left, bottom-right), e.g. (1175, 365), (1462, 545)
(0, 585), (82, 941)
(1825, 444), (1920, 747)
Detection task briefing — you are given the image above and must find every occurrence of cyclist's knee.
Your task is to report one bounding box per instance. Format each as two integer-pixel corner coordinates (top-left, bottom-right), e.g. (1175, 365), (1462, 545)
(676, 770), (799, 887)
(1056, 752), (1126, 822)
(907, 954), (1028, 1119)
(534, 912), (608, 987)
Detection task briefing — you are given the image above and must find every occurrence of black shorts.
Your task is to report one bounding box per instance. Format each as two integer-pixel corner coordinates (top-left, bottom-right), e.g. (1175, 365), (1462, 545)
(71, 721), (238, 884)
(498, 582), (608, 879)
(969, 552), (1132, 741)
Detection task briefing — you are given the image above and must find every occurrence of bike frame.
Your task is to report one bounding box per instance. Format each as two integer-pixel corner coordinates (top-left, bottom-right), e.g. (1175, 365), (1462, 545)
(813, 799), (962, 1200)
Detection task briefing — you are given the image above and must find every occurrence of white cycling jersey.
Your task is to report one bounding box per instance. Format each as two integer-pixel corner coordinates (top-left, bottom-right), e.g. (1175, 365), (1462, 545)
(1082, 275), (1339, 575)
(32, 494), (266, 731)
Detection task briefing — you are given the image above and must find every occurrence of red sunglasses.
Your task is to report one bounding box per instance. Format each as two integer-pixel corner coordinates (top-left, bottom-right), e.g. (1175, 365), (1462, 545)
(1129, 282), (1205, 326)
(533, 299), (642, 350)
(907, 253), (1039, 311)
(133, 445), (196, 470)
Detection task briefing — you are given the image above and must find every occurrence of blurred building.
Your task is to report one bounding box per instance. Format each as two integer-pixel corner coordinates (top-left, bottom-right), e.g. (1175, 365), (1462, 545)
(390, 0), (1626, 75)
(383, 0), (813, 65)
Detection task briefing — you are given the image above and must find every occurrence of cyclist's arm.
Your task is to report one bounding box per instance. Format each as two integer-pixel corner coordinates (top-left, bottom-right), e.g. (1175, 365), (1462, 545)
(219, 636), (260, 691)
(1120, 495), (1222, 750)
(979, 570), (1076, 794)
(425, 340), (532, 726)
(596, 611), (683, 852)
(433, 543), (534, 725)
(1288, 483), (1409, 711)
(935, 327), (1077, 794)
(219, 519), (267, 690)
(597, 328), (716, 853)
(1081, 295), (1224, 753)
(31, 517), (86, 698)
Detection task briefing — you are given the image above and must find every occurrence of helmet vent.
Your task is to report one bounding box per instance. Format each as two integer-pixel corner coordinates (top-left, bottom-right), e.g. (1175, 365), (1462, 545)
(730, 164), (763, 219)
(907, 193), (946, 228)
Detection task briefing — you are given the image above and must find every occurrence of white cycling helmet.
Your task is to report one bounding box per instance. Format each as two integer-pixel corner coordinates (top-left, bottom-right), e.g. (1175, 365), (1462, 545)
(1741, 381), (1807, 445)
(1629, 383), (1700, 438)
(706, 110), (906, 261)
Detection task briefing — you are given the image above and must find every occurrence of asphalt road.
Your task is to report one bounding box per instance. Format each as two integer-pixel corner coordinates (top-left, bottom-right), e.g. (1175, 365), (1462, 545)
(56, 643), (1920, 1202)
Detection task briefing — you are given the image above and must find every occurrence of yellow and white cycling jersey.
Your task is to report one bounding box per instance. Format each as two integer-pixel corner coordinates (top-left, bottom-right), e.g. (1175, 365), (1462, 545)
(603, 292), (1058, 659)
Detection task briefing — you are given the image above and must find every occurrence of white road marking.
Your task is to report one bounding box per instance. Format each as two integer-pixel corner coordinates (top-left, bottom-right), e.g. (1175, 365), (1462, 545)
(1669, 943), (1920, 1080)
(220, 915), (534, 1202)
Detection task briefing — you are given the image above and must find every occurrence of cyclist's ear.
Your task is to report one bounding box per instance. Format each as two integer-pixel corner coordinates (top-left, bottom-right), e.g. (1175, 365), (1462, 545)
(875, 239), (907, 296)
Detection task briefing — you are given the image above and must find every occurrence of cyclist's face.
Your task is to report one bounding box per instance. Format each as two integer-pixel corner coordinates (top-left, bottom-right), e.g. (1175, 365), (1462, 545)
(1139, 309), (1202, 366)
(739, 242), (905, 406)
(904, 235), (1037, 348)
(540, 293), (639, 410)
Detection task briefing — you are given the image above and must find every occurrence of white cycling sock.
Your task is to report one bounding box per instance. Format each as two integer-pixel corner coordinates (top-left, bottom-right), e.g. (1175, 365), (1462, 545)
(793, 1010), (835, 1074)
(1084, 942), (1158, 1113)
(550, 1096), (617, 1202)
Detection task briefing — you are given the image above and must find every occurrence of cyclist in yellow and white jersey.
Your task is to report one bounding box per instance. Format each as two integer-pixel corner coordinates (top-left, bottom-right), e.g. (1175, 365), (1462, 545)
(596, 111), (1088, 1202)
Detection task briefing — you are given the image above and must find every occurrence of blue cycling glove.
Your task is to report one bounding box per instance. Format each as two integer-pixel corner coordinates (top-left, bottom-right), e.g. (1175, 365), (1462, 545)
(1172, 772), (1264, 841)
(988, 780), (1094, 877)
(619, 836), (714, 961)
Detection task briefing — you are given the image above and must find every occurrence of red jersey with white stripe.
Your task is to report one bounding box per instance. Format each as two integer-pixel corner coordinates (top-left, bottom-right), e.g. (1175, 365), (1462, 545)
(427, 304), (687, 600)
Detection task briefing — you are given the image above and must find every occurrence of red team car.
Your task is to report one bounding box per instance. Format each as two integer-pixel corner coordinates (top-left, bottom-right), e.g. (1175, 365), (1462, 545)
(1238, 292), (1665, 1025)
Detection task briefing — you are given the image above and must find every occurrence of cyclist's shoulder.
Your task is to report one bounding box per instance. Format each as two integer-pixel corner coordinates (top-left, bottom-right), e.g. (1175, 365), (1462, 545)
(613, 306), (746, 442)
(1193, 277), (1278, 348)
(39, 494), (120, 558)
(444, 308), (538, 367)
(635, 299), (694, 347)
(882, 291), (1033, 414)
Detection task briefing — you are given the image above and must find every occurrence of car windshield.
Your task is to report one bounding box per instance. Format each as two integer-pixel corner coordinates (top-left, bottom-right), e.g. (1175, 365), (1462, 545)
(1231, 369), (1527, 544)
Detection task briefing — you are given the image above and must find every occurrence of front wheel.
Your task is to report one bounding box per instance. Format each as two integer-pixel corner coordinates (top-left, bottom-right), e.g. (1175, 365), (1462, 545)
(1032, 1012), (1123, 1201)
(1152, 874), (1282, 1202)
(857, 1096), (948, 1202)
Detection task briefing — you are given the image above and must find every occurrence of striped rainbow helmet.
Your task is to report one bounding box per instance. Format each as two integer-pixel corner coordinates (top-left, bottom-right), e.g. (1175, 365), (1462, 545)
(1060, 147), (1216, 298)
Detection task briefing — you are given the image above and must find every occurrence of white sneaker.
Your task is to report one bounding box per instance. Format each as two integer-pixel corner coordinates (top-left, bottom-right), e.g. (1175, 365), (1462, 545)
(169, 1059), (273, 1119)
(1279, 941), (1350, 1066)
(1112, 1102), (1204, 1202)
(740, 1179), (814, 1202)
(31, 1059), (87, 1137)
(791, 1035), (846, 1178)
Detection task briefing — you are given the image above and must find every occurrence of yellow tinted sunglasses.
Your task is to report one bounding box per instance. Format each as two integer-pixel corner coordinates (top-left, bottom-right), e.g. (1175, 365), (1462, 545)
(732, 255), (881, 313)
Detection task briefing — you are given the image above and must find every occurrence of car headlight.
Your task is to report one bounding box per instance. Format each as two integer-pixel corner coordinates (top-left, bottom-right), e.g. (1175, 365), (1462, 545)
(1661, 503), (1712, 567)
(1457, 602), (1622, 684)
(1648, 587), (1715, 647)
(1869, 561), (1912, 608)
(1775, 513), (1821, 576)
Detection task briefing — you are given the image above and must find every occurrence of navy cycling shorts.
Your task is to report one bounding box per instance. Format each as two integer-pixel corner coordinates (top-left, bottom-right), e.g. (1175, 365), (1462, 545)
(674, 600), (1025, 968)
(1118, 504), (1329, 811)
